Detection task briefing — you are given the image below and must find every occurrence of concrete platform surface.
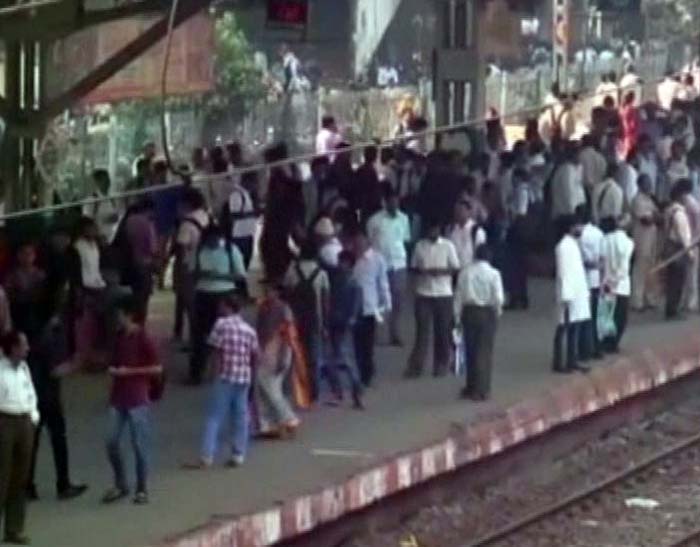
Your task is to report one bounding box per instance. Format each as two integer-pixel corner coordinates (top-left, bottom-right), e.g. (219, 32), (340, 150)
(25, 279), (700, 547)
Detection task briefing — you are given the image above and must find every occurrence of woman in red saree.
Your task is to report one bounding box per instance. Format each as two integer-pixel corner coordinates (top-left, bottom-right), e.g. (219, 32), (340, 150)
(620, 91), (641, 160)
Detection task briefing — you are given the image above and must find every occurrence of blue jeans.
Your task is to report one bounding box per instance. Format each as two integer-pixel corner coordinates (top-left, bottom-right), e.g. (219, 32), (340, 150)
(106, 405), (150, 493)
(201, 380), (250, 462)
(326, 327), (362, 398)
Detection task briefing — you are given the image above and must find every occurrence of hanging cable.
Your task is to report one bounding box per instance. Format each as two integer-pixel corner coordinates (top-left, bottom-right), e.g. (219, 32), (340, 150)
(160, 0), (185, 177)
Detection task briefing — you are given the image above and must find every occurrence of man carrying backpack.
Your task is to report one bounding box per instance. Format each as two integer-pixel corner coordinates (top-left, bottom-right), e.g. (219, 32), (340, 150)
(174, 188), (210, 345)
(188, 224), (246, 385)
(283, 241), (330, 402)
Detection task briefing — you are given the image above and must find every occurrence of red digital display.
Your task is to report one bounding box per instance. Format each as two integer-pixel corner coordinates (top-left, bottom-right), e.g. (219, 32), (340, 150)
(267, 0), (308, 27)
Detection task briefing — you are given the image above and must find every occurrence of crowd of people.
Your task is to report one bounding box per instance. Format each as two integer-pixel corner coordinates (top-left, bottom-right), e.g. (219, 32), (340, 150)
(3, 64), (700, 542)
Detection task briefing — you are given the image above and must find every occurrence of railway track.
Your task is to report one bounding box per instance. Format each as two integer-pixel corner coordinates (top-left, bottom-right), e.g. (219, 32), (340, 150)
(463, 431), (700, 547)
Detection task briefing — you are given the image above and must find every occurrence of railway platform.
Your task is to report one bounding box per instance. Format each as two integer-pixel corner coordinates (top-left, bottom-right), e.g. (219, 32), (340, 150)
(26, 279), (700, 547)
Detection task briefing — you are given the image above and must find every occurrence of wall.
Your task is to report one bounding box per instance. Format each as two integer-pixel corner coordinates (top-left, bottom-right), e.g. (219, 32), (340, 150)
(352, 0), (403, 78)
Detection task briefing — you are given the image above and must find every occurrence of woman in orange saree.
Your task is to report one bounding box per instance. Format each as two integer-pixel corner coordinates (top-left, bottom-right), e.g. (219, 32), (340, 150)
(253, 283), (310, 439)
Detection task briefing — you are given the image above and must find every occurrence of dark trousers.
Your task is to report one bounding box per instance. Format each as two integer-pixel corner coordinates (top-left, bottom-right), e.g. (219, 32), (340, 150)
(173, 261), (195, 341)
(462, 306), (498, 399)
(189, 291), (225, 383)
(505, 223), (529, 308)
(553, 310), (581, 372)
(0, 414), (34, 539)
(353, 316), (377, 387)
(126, 265), (153, 323)
(609, 295), (629, 351)
(232, 236), (253, 297)
(406, 296), (453, 377)
(28, 381), (70, 493)
(666, 259), (688, 319)
(579, 288), (601, 360)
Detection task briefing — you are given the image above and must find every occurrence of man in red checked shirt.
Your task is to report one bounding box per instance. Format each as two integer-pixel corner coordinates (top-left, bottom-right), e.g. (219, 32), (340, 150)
(187, 294), (259, 469)
(101, 298), (162, 506)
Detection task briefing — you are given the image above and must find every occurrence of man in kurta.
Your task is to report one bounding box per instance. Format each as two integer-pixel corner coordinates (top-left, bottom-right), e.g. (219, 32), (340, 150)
(553, 214), (591, 373)
(630, 174), (660, 311)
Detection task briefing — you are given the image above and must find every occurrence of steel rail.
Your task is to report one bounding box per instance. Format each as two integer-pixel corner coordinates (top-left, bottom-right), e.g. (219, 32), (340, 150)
(462, 431), (700, 547)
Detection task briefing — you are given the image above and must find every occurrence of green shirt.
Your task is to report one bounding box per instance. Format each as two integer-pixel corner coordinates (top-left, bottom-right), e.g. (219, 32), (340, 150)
(195, 241), (246, 293)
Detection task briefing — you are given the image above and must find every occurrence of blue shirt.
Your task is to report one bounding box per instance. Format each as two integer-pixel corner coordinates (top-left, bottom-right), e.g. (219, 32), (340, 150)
(329, 271), (362, 329)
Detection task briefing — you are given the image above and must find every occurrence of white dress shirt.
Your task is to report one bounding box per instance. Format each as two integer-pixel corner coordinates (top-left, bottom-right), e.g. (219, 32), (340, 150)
(616, 162), (639, 207)
(367, 210), (411, 271)
(228, 185), (257, 239)
(602, 230), (635, 296)
(555, 234), (591, 324)
(319, 238), (343, 268)
(658, 78), (682, 111)
(578, 223), (604, 290)
(454, 260), (505, 318)
(353, 248), (392, 316)
(448, 220), (487, 268)
(551, 163), (586, 219)
(315, 128), (341, 156)
(667, 203), (693, 249)
(83, 191), (120, 243)
(176, 209), (210, 271)
(0, 357), (39, 424)
(74, 238), (106, 290)
(667, 159), (690, 186)
(411, 237), (461, 298)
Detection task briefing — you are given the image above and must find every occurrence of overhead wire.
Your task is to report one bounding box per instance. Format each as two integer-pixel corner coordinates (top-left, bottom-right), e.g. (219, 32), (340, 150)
(4, 56), (675, 222)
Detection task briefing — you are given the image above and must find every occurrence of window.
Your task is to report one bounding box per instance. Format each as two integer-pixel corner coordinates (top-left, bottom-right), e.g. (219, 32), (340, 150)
(443, 80), (471, 125)
(443, 0), (473, 49)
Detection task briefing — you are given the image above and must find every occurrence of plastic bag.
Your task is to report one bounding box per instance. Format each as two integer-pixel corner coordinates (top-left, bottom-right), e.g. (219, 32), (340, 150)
(453, 327), (467, 376)
(597, 294), (617, 340)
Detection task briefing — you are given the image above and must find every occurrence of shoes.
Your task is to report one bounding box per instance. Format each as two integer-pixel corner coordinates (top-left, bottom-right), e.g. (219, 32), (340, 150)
(182, 458), (213, 470)
(58, 484), (88, 501)
(226, 455), (245, 468)
(3, 533), (30, 545)
(101, 487), (129, 504)
(133, 491), (149, 505)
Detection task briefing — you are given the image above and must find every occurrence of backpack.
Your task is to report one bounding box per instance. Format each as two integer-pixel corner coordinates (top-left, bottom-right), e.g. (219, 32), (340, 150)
(195, 239), (238, 285)
(222, 188), (256, 238)
(287, 262), (322, 331)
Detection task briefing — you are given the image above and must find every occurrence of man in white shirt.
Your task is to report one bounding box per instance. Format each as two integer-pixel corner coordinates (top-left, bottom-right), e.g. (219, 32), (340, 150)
(667, 140), (690, 188)
(315, 116), (342, 158)
(551, 144), (586, 221)
(576, 206), (604, 361)
(679, 178), (700, 312)
(174, 188), (210, 343)
(0, 333), (38, 544)
(595, 73), (618, 107)
(658, 72), (682, 111)
(591, 163), (624, 224)
(84, 169), (120, 244)
(454, 244), (504, 401)
(664, 185), (694, 319)
(352, 233), (391, 387)
(600, 217), (635, 352)
(448, 200), (486, 270)
(553, 215), (591, 373)
(367, 189), (411, 345)
(315, 217), (343, 269)
(224, 177), (257, 269)
(405, 221), (461, 379)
